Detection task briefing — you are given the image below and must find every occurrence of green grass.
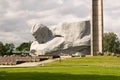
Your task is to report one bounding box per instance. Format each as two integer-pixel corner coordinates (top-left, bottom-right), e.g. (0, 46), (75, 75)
(0, 56), (120, 80)
(46, 56), (120, 67)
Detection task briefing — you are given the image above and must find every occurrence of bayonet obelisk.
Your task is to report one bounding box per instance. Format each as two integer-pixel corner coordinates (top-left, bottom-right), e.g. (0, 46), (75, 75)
(91, 0), (103, 56)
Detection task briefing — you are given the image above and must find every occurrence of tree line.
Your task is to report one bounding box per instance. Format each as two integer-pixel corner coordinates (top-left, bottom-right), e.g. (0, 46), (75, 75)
(0, 42), (31, 56)
(103, 32), (120, 55)
(0, 32), (120, 56)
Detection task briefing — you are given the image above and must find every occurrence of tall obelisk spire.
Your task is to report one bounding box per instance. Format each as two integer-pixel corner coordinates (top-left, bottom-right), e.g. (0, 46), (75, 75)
(91, 0), (103, 56)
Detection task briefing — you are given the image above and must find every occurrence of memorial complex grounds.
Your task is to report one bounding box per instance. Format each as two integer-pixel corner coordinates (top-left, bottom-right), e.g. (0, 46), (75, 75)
(0, 56), (120, 80)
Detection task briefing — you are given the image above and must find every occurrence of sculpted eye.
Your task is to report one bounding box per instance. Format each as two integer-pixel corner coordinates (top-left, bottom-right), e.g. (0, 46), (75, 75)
(35, 36), (37, 39)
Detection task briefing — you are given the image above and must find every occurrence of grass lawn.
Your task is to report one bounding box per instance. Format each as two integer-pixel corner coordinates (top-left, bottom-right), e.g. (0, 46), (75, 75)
(0, 56), (120, 80)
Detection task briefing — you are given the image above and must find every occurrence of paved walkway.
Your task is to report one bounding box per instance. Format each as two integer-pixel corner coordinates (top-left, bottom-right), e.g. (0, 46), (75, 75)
(0, 56), (71, 68)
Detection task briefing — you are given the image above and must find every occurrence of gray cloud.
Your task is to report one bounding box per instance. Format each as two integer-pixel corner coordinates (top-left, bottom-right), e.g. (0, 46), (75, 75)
(0, 0), (120, 46)
(104, 0), (120, 37)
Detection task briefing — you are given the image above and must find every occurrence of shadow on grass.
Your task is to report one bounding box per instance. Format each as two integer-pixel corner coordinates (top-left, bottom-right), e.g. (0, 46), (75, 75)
(0, 71), (119, 80)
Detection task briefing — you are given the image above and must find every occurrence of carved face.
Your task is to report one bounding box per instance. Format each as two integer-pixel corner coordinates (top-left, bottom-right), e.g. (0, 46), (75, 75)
(31, 24), (53, 43)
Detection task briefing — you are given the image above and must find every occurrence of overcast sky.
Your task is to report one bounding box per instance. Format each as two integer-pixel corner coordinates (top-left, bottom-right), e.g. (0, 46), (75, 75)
(0, 0), (120, 46)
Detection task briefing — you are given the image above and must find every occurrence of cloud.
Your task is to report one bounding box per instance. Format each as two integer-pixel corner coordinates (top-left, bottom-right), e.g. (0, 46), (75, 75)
(104, 0), (120, 37)
(0, 0), (120, 46)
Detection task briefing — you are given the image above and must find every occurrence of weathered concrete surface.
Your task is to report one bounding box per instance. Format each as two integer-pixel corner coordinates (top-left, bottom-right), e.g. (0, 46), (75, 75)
(31, 24), (54, 43)
(30, 20), (90, 56)
(91, 0), (103, 56)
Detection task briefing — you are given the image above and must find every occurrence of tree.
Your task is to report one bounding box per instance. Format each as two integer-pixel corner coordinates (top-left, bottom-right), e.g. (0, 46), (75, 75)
(16, 42), (31, 52)
(0, 41), (5, 56)
(113, 40), (120, 53)
(4, 43), (15, 55)
(103, 32), (120, 54)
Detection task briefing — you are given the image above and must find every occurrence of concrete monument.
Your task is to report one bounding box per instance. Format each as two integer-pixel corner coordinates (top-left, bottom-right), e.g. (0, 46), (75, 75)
(30, 0), (104, 56)
(30, 21), (90, 56)
(91, 0), (103, 55)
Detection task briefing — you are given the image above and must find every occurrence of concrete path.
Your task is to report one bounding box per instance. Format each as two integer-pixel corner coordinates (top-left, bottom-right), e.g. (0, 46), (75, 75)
(0, 56), (71, 68)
